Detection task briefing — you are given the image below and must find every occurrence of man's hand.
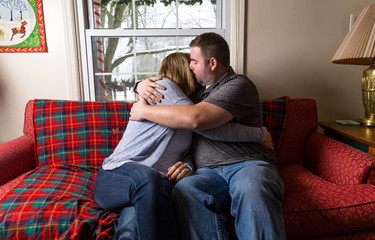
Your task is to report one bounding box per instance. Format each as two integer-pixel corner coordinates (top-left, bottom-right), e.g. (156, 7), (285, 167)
(167, 161), (192, 181)
(262, 126), (274, 151)
(136, 77), (165, 104)
(129, 96), (148, 121)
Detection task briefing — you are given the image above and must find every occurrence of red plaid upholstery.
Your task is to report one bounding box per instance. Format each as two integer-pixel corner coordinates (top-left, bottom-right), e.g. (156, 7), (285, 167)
(0, 100), (131, 239)
(0, 166), (118, 239)
(33, 100), (130, 171)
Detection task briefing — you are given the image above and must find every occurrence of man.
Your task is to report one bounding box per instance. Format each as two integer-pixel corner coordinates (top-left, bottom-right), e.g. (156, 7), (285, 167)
(131, 32), (285, 240)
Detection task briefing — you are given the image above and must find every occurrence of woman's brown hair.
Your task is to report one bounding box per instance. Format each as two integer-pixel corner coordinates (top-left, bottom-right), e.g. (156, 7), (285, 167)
(159, 52), (200, 96)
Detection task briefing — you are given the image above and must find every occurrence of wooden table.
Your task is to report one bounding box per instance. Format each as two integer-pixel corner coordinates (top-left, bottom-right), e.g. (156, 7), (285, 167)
(319, 122), (375, 156)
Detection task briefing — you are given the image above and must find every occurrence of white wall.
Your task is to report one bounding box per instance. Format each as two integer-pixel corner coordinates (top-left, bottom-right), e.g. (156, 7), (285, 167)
(246, 0), (375, 122)
(0, 1), (80, 143)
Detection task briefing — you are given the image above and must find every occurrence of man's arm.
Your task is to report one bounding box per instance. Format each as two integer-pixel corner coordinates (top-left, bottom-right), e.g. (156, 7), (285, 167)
(130, 98), (274, 150)
(130, 96), (233, 130)
(196, 123), (264, 142)
(197, 125), (274, 150)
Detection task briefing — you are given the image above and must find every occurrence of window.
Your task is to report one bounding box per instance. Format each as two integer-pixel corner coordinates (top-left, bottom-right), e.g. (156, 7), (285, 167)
(77, 0), (230, 102)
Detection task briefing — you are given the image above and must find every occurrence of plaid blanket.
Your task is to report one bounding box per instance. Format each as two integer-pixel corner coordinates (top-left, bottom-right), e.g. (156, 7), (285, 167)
(0, 98), (288, 239)
(33, 100), (130, 171)
(261, 96), (289, 152)
(0, 100), (130, 239)
(0, 166), (117, 239)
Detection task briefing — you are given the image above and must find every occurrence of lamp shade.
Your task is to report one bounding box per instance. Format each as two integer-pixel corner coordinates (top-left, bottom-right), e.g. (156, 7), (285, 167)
(331, 4), (375, 65)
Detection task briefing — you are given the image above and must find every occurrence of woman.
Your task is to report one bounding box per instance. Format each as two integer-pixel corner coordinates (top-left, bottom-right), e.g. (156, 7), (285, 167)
(94, 52), (268, 240)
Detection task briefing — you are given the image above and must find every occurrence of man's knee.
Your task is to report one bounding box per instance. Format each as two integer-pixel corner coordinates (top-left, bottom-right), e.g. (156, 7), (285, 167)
(172, 177), (193, 200)
(231, 163), (283, 202)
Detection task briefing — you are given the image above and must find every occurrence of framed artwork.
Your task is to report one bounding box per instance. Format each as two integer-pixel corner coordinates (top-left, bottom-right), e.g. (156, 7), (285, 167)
(0, 0), (47, 53)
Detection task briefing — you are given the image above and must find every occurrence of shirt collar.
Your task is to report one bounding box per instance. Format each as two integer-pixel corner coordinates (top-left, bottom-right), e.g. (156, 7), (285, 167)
(200, 67), (235, 99)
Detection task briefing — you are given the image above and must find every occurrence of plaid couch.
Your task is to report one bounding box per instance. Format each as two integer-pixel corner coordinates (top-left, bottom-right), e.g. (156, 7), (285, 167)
(1, 98), (375, 239)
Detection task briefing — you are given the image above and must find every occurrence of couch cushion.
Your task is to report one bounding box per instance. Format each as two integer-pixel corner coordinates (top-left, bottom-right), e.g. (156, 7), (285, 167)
(281, 164), (375, 239)
(33, 100), (130, 171)
(0, 166), (117, 239)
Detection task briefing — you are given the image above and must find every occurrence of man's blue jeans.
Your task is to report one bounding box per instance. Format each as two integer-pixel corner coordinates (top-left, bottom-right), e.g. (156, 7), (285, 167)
(172, 160), (286, 240)
(94, 162), (177, 240)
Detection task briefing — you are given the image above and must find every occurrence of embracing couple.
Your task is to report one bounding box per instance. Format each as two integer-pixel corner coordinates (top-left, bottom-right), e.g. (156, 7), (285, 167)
(94, 32), (286, 240)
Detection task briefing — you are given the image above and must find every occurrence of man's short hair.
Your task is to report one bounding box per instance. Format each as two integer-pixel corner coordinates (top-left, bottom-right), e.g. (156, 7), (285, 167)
(189, 32), (230, 67)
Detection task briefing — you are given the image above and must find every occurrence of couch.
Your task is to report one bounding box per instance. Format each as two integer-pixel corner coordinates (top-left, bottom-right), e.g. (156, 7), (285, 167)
(0, 98), (375, 239)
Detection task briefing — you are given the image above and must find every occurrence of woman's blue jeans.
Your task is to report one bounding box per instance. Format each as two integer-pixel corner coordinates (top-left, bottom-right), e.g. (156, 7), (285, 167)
(172, 160), (286, 240)
(94, 162), (177, 240)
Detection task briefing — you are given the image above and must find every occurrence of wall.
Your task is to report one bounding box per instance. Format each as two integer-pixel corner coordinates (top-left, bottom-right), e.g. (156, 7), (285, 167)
(246, 0), (375, 122)
(0, 1), (80, 143)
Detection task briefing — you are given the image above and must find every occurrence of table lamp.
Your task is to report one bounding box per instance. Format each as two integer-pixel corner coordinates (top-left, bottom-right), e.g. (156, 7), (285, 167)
(331, 4), (375, 126)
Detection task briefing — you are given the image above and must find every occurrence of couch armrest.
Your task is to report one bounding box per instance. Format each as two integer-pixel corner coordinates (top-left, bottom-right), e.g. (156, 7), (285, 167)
(0, 135), (36, 185)
(305, 132), (375, 185)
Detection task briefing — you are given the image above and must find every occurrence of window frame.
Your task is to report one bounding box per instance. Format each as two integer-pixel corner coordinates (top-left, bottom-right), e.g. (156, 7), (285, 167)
(76, 0), (231, 101)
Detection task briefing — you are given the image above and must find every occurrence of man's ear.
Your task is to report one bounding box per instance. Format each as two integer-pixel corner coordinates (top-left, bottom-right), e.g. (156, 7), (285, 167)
(208, 57), (218, 71)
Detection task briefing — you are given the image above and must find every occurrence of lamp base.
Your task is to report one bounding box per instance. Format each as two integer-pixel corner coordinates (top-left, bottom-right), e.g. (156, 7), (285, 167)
(360, 64), (375, 127)
(358, 115), (375, 126)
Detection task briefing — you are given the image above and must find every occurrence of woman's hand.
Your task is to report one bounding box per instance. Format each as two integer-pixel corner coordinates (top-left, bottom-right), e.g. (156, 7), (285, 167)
(129, 96), (148, 121)
(136, 77), (165, 104)
(167, 161), (192, 181)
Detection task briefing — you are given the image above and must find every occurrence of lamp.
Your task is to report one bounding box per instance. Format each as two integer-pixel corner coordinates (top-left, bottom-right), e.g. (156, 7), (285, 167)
(331, 4), (375, 126)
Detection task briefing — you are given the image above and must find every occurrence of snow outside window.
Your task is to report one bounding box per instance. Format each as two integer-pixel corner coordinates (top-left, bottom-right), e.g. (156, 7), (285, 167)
(77, 0), (230, 102)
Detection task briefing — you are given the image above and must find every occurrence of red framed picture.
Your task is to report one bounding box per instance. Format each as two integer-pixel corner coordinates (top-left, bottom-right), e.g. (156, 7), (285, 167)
(0, 0), (47, 53)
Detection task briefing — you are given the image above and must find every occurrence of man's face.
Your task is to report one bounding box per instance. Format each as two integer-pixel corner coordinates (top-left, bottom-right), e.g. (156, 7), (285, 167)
(189, 46), (215, 86)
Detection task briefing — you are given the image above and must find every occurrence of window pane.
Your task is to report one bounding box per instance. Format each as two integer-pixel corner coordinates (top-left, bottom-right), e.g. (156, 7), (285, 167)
(134, 36), (193, 73)
(82, 0), (227, 101)
(92, 36), (134, 75)
(178, 0), (217, 28)
(92, 36), (135, 101)
(135, 0), (177, 29)
(93, 0), (133, 29)
(92, 0), (216, 29)
(94, 74), (136, 102)
(92, 36), (193, 74)
(92, 36), (194, 101)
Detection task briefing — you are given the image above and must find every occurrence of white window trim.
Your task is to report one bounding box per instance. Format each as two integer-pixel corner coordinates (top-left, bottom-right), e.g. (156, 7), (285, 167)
(76, 0), (233, 101)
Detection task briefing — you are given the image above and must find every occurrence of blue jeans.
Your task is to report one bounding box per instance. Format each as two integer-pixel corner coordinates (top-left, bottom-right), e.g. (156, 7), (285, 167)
(94, 162), (177, 240)
(172, 160), (286, 240)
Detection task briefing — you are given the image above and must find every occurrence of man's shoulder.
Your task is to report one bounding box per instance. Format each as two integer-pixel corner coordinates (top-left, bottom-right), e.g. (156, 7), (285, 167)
(224, 74), (253, 85)
(218, 74), (257, 92)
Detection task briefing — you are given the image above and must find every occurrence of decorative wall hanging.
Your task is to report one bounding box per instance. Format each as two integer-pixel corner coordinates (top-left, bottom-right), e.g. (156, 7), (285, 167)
(0, 0), (47, 53)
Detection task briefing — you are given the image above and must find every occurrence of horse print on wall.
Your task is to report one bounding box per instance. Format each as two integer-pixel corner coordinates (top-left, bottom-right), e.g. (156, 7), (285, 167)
(0, 0), (47, 52)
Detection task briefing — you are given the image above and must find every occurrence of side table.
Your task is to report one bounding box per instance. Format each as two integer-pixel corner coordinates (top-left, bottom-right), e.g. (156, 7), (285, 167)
(319, 122), (375, 156)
